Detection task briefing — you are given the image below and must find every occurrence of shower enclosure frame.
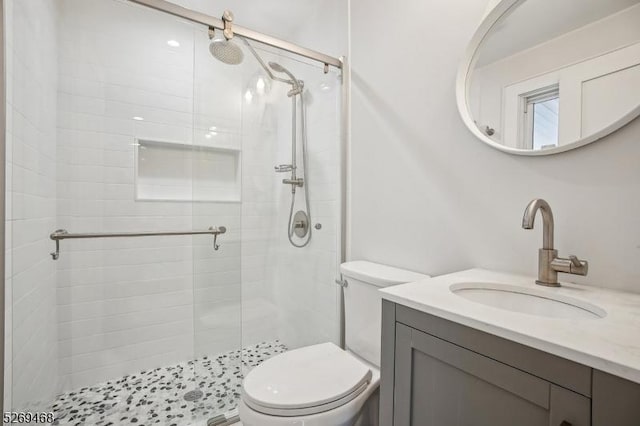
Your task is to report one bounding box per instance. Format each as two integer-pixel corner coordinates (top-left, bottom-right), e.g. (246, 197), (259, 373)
(129, 0), (342, 69)
(0, 0), (6, 410)
(0, 0), (350, 412)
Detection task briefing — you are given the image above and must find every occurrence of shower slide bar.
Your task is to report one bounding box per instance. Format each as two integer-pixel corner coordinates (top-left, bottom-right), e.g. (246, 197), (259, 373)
(49, 226), (227, 260)
(127, 0), (343, 70)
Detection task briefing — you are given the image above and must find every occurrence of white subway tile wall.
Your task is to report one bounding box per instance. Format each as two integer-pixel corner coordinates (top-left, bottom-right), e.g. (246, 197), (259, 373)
(54, 0), (246, 391)
(5, 0), (60, 411)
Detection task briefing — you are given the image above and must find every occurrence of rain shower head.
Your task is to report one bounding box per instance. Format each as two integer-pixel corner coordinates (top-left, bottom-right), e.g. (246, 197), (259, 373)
(209, 39), (244, 65)
(208, 10), (243, 65)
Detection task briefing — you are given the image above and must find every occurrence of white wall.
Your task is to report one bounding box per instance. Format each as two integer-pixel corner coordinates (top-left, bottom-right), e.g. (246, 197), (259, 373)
(4, 0), (59, 410)
(350, 0), (640, 292)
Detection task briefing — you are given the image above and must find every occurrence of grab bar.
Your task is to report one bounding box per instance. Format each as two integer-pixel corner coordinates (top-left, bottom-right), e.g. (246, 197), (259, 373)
(49, 226), (227, 260)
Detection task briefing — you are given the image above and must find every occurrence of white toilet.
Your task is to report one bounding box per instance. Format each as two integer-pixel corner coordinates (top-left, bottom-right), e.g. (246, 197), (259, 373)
(238, 261), (429, 426)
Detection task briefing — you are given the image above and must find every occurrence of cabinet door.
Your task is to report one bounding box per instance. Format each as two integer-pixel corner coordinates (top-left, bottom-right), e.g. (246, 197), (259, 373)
(593, 370), (640, 426)
(393, 323), (590, 426)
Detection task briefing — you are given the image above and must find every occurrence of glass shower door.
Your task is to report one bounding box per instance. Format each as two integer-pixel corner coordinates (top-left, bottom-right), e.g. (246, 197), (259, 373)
(187, 24), (247, 424)
(235, 37), (344, 405)
(6, 0), (343, 423)
(6, 1), (245, 424)
(188, 33), (344, 422)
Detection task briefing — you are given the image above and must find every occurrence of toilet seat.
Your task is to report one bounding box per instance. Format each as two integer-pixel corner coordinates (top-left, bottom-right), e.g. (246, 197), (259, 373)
(241, 342), (372, 417)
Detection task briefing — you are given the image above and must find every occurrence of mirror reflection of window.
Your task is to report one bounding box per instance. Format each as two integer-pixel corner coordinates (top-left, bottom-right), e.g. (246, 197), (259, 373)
(464, 0), (640, 154)
(531, 96), (559, 150)
(520, 86), (560, 150)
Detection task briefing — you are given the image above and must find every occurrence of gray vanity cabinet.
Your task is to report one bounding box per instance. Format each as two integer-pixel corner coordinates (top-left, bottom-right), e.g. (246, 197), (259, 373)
(392, 323), (589, 426)
(592, 370), (640, 426)
(380, 300), (640, 426)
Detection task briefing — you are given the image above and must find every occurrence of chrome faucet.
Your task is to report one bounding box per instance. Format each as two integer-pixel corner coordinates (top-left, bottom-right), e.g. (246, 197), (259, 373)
(522, 199), (588, 287)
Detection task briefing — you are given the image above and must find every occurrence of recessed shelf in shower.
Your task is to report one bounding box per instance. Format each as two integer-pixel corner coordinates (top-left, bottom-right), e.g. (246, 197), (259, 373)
(134, 138), (242, 202)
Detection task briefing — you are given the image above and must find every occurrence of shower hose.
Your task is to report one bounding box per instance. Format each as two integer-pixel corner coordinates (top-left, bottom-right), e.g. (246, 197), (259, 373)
(287, 89), (312, 248)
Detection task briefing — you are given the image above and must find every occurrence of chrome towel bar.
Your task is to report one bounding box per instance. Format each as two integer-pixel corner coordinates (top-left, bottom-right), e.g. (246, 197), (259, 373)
(49, 226), (227, 260)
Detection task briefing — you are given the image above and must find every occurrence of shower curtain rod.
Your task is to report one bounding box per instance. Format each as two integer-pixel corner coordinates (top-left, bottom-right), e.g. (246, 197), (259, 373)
(127, 0), (343, 69)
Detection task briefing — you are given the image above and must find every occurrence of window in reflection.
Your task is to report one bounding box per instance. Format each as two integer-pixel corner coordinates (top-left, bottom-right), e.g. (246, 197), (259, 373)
(522, 87), (560, 150)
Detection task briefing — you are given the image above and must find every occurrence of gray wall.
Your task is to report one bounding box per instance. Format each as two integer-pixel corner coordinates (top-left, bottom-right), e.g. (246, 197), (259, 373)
(349, 0), (640, 292)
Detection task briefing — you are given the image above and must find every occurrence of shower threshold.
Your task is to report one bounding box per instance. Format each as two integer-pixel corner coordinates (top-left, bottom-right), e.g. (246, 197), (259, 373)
(50, 341), (286, 425)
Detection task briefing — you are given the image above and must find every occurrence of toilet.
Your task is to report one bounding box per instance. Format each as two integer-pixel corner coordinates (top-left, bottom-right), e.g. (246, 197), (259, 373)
(238, 261), (429, 426)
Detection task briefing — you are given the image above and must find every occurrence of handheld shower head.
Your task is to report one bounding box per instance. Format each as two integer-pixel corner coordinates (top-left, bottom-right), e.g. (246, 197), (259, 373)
(268, 62), (303, 96)
(268, 62), (285, 72)
(268, 62), (299, 85)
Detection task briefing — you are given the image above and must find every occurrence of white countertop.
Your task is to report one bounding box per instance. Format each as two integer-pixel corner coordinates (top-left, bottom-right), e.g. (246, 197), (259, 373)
(380, 269), (640, 384)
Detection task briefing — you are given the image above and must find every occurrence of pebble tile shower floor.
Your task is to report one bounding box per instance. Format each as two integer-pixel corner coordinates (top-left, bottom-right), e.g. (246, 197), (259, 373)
(50, 341), (287, 425)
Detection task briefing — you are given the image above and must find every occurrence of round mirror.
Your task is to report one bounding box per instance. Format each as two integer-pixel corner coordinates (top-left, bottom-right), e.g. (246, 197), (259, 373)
(457, 0), (640, 155)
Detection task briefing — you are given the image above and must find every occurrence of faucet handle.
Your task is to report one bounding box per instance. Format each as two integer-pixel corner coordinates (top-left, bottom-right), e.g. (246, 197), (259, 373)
(570, 255), (588, 276)
(550, 255), (589, 277)
(569, 255), (582, 267)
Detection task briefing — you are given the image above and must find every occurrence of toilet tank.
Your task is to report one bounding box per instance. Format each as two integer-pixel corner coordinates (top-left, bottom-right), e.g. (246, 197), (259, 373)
(340, 261), (429, 367)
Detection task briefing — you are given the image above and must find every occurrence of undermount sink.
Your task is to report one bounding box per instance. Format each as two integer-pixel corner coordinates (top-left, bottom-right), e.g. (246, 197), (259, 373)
(450, 282), (607, 320)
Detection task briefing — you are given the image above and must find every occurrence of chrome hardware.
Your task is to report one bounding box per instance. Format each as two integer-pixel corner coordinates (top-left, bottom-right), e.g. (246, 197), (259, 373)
(50, 226), (227, 260)
(274, 164), (294, 173)
(241, 39), (292, 86)
(314, 223), (322, 230)
(522, 199), (588, 287)
(127, 0), (342, 69)
(550, 255), (589, 276)
(287, 80), (304, 97)
(282, 178), (304, 188)
(335, 278), (348, 288)
(50, 229), (68, 260)
(292, 211), (309, 238)
(484, 126), (495, 136)
(222, 10), (234, 40)
(210, 226), (225, 251)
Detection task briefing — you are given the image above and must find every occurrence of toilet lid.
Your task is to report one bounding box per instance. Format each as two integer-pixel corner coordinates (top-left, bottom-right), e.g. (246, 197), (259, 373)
(242, 342), (372, 415)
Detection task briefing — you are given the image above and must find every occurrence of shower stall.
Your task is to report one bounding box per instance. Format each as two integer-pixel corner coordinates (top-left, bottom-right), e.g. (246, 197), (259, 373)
(2, 0), (346, 424)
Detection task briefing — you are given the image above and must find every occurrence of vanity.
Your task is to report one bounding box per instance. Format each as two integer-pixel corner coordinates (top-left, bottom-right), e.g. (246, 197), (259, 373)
(379, 269), (640, 426)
